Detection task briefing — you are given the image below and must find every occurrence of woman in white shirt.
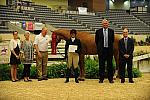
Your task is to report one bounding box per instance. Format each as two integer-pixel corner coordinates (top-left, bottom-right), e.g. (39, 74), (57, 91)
(10, 31), (21, 82)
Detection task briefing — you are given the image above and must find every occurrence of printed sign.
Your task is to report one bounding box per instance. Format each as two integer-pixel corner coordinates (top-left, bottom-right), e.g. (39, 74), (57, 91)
(0, 41), (10, 64)
(78, 7), (87, 14)
(26, 22), (34, 31)
(34, 22), (44, 30)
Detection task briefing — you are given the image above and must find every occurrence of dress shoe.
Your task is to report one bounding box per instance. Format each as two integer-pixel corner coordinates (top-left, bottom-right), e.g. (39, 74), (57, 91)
(99, 80), (103, 83)
(121, 79), (125, 83)
(121, 81), (125, 83)
(28, 79), (32, 82)
(64, 78), (69, 83)
(75, 78), (79, 83)
(129, 80), (134, 83)
(75, 80), (79, 83)
(42, 77), (48, 80)
(64, 80), (69, 83)
(38, 78), (42, 81)
(12, 80), (16, 82)
(129, 78), (134, 83)
(24, 79), (29, 82)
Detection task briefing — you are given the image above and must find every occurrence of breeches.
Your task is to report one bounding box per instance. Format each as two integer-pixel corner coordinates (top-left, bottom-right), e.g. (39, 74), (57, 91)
(67, 52), (79, 69)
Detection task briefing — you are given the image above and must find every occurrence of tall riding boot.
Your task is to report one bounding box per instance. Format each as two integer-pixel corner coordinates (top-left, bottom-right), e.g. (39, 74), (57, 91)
(65, 68), (71, 83)
(74, 68), (79, 83)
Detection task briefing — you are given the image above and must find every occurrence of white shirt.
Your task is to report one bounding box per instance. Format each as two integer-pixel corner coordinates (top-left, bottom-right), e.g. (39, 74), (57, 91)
(103, 28), (108, 48)
(71, 37), (75, 42)
(9, 39), (21, 51)
(33, 33), (51, 51)
(124, 37), (128, 41)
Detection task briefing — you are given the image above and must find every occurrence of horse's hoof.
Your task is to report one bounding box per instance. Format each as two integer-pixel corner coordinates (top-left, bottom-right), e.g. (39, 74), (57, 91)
(113, 77), (116, 80)
(116, 75), (120, 79)
(113, 75), (120, 80)
(78, 77), (85, 81)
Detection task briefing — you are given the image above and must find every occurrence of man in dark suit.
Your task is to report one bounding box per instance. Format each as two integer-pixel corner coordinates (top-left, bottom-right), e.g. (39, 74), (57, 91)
(95, 19), (114, 83)
(118, 28), (134, 83)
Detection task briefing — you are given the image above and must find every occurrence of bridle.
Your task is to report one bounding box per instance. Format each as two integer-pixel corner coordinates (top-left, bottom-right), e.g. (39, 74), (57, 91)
(55, 34), (65, 58)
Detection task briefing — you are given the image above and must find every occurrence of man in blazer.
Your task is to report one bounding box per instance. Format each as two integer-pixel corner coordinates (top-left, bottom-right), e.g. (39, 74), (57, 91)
(118, 28), (134, 83)
(95, 19), (114, 83)
(65, 29), (81, 83)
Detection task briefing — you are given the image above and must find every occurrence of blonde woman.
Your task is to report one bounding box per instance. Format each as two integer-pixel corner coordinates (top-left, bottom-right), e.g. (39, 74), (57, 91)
(10, 31), (21, 82)
(21, 31), (34, 82)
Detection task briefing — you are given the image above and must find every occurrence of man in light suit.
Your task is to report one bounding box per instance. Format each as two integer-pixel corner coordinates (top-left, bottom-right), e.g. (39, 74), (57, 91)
(95, 19), (114, 83)
(118, 28), (134, 83)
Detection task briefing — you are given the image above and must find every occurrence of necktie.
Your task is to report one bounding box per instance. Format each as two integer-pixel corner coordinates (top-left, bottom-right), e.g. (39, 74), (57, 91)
(125, 38), (127, 50)
(104, 29), (108, 47)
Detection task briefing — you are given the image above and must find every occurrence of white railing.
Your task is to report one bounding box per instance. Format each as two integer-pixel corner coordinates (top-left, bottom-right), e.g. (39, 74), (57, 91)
(133, 53), (150, 61)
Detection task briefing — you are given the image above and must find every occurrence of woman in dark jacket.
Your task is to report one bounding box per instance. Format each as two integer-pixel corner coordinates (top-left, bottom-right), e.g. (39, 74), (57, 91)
(64, 29), (81, 83)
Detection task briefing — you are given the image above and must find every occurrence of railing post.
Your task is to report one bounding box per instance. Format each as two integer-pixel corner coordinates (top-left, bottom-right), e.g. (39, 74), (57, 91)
(137, 60), (140, 70)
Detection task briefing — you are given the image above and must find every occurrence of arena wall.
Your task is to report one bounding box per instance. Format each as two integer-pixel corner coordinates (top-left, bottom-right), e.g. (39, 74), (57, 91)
(0, 0), (6, 5)
(32, 0), (68, 10)
(109, 0), (130, 10)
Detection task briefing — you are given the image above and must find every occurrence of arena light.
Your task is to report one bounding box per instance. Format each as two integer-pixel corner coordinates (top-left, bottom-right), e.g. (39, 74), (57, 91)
(124, 0), (129, 6)
(111, 0), (115, 3)
(109, 0), (114, 6)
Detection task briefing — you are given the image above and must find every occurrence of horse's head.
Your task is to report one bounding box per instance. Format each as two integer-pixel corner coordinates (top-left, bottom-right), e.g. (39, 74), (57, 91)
(54, 29), (70, 46)
(55, 33), (64, 46)
(51, 29), (71, 47)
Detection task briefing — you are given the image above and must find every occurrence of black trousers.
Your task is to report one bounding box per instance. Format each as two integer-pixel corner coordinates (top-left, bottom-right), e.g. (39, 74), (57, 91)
(23, 64), (31, 77)
(98, 48), (114, 81)
(119, 58), (133, 80)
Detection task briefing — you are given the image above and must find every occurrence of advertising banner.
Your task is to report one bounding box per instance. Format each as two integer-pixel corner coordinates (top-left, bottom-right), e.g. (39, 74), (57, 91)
(22, 21), (26, 30)
(78, 7), (87, 15)
(26, 22), (34, 31)
(0, 41), (10, 64)
(34, 23), (44, 30)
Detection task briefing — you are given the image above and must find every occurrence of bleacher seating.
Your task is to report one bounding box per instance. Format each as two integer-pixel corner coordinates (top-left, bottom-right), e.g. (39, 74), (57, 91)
(0, 21), (13, 33)
(97, 10), (150, 34)
(67, 13), (122, 33)
(0, 5), (35, 21)
(23, 4), (95, 33)
(0, 4), (150, 34)
(132, 12), (150, 26)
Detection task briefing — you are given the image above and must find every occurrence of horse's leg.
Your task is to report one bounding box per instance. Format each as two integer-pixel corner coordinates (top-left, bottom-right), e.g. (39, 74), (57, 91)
(113, 49), (120, 79)
(78, 54), (85, 81)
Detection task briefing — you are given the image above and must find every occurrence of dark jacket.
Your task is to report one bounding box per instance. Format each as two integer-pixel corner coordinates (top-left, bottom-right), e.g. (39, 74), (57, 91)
(118, 37), (134, 59)
(65, 38), (81, 58)
(95, 28), (114, 52)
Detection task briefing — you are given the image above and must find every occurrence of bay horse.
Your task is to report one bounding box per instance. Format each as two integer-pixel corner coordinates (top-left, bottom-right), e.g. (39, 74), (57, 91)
(53, 29), (121, 81)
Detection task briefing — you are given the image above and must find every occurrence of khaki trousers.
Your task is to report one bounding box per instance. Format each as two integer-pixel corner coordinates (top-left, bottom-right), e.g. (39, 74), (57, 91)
(67, 52), (79, 69)
(36, 51), (48, 78)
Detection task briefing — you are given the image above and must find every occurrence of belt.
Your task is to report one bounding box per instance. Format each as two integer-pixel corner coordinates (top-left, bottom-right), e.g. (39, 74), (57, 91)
(103, 47), (108, 49)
